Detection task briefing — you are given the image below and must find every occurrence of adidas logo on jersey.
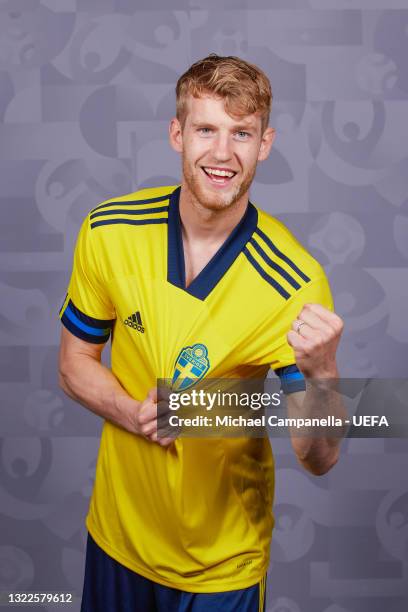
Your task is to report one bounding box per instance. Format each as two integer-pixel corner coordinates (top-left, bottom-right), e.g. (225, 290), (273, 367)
(124, 311), (145, 333)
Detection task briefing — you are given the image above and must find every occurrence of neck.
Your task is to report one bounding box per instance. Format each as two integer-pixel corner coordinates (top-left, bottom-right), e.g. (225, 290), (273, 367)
(178, 183), (249, 245)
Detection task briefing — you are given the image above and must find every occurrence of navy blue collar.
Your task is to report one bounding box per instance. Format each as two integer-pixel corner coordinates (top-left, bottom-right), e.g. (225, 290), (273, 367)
(167, 185), (258, 300)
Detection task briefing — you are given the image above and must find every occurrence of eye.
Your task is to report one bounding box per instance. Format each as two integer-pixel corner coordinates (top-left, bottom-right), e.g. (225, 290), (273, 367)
(236, 131), (250, 140)
(198, 127), (212, 135)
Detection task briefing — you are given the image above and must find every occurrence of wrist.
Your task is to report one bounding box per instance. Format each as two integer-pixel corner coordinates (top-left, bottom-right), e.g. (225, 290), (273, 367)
(302, 364), (339, 394)
(115, 392), (141, 433)
(304, 363), (339, 380)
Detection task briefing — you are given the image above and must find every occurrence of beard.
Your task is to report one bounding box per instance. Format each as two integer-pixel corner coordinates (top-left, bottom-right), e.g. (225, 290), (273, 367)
(182, 156), (257, 212)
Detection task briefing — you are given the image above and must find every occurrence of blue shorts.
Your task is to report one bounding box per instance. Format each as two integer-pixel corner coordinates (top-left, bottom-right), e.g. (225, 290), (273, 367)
(81, 533), (267, 612)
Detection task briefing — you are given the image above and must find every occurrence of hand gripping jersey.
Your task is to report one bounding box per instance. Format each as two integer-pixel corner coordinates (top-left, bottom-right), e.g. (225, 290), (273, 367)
(59, 184), (333, 592)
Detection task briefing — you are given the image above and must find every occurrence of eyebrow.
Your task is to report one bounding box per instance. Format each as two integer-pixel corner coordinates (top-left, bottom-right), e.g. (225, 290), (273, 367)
(191, 121), (256, 132)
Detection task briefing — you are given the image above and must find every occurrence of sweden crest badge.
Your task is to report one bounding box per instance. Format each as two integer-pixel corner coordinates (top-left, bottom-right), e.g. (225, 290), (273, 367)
(172, 343), (210, 391)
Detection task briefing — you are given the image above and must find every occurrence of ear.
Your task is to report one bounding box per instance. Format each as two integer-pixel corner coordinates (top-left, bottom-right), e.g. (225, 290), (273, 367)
(169, 117), (183, 153)
(257, 127), (276, 162)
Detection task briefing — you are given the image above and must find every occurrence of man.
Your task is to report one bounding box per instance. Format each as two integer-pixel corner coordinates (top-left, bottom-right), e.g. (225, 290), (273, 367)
(58, 54), (344, 612)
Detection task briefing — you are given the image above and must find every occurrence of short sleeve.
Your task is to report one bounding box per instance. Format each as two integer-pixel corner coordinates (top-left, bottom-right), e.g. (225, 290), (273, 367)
(270, 272), (334, 394)
(59, 216), (116, 344)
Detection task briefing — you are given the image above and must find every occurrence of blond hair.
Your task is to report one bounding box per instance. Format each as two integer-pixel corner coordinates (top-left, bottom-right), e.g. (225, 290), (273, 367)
(176, 53), (272, 132)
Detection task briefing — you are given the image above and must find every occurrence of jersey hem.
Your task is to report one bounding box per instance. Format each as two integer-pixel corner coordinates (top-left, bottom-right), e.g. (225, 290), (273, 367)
(86, 517), (269, 594)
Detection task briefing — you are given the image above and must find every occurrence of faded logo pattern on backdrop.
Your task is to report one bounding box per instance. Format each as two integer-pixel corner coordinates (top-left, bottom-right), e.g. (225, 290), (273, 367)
(0, 1), (408, 611)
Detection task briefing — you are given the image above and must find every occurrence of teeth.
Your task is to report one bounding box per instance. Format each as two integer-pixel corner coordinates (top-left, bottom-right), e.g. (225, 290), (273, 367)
(204, 167), (235, 178)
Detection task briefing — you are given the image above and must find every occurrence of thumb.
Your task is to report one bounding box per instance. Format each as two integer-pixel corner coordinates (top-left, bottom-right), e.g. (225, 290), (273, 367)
(148, 387), (158, 403)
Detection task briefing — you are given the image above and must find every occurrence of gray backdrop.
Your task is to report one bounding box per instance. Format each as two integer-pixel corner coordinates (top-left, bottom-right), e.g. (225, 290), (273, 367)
(1, 1), (408, 611)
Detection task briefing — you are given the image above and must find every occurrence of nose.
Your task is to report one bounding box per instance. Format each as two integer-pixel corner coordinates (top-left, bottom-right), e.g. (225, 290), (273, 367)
(212, 132), (233, 162)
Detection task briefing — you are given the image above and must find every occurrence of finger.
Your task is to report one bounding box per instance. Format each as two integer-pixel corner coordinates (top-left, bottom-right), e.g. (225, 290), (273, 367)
(157, 396), (172, 415)
(157, 385), (172, 402)
(158, 437), (176, 447)
(140, 419), (157, 437)
(302, 304), (343, 331)
(287, 329), (309, 350)
(157, 423), (178, 442)
(157, 411), (172, 433)
(138, 399), (158, 425)
(291, 320), (315, 340)
(295, 309), (333, 334)
(157, 420), (178, 438)
(291, 319), (312, 337)
(150, 430), (176, 447)
(148, 387), (158, 402)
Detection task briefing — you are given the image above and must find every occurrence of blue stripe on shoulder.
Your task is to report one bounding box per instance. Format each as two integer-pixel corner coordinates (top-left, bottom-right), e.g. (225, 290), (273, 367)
(243, 247), (291, 299)
(90, 218), (168, 229)
(255, 227), (310, 283)
(91, 192), (173, 213)
(249, 237), (301, 290)
(90, 205), (169, 220)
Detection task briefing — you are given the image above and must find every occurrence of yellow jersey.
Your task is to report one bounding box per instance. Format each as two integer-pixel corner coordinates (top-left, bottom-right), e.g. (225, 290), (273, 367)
(59, 184), (333, 592)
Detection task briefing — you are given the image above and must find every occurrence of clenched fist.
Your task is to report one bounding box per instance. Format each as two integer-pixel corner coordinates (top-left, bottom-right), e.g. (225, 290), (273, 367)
(287, 303), (344, 379)
(134, 388), (176, 447)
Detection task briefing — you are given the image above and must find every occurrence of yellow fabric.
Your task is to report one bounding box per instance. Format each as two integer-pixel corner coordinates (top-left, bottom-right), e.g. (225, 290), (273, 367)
(60, 184), (333, 592)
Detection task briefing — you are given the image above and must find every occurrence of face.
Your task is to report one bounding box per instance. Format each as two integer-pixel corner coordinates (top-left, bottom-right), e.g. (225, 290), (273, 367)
(169, 95), (275, 212)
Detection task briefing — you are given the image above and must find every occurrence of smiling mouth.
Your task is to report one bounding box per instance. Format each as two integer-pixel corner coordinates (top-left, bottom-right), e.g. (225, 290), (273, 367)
(201, 166), (237, 185)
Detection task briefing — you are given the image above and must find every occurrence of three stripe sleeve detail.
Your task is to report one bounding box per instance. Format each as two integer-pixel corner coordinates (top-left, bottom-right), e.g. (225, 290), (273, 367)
(90, 205), (169, 220)
(243, 247), (291, 300)
(248, 237), (301, 289)
(91, 217), (168, 229)
(255, 227), (310, 283)
(243, 227), (310, 300)
(90, 193), (172, 213)
(89, 193), (172, 230)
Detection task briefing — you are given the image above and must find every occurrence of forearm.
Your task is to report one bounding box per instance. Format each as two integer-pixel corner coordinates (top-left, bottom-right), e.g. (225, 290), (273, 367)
(288, 376), (348, 475)
(59, 354), (139, 433)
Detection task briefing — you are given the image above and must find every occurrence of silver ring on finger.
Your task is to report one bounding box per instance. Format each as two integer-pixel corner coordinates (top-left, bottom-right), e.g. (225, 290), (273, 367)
(296, 320), (306, 334)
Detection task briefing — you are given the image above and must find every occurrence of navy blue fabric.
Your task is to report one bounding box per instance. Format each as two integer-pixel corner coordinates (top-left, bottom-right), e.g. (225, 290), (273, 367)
(60, 311), (110, 344)
(254, 227), (310, 283)
(167, 185), (258, 301)
(81, 533), (266, 612)
(90, 218), (168, 230)
(67, 300), (115, 329)
(275, 364), (306, 394)
(248, 237), (301, 289)
(90, 205), (169, 220)
(167, 186), (186, 291)
(243, 246), (291, 300)
(91, 193), (173, 214)
(60, 300), (114, 344)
